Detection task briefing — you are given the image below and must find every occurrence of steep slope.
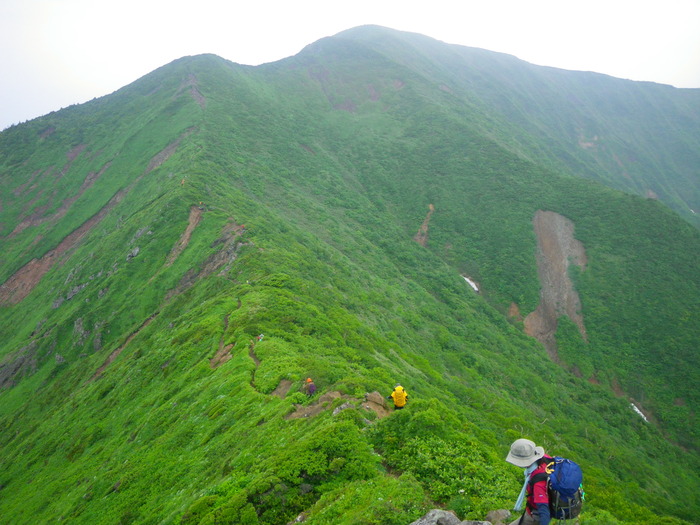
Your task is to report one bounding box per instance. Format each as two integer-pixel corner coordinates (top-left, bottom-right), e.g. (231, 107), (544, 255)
(333, 25), (700, 228)
(0, 31), (698, 525)
(272, 30), (699, 449)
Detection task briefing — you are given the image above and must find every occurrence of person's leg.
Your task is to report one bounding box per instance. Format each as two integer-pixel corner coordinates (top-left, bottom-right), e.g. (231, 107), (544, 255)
(508, 511), (538, 525)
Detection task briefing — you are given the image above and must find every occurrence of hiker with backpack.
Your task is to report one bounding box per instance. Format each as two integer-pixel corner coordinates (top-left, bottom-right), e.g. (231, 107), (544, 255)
(303, 378), (316, 397)
(387, 384), (408, 409)
(505, 438), (583, 524)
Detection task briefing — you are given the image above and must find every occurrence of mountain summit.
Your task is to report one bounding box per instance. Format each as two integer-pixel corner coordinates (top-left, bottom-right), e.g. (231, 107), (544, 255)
(0, 26), (698, 524)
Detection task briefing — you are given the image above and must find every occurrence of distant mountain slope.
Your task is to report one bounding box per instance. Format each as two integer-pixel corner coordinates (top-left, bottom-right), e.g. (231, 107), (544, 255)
(0, 28), (698, 525)
(327, 25), (700, 227)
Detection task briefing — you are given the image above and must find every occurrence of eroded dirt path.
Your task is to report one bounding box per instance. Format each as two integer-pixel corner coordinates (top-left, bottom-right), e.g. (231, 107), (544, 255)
(271, 379), (292, 398)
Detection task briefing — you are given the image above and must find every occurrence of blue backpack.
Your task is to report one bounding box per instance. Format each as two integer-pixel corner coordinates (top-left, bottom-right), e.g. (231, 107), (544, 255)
(548, 457), (584, 519)
(529, 457), (584, 520)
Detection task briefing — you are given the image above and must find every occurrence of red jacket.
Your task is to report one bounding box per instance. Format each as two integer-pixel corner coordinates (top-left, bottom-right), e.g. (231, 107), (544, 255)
(526, 456), (552, 513)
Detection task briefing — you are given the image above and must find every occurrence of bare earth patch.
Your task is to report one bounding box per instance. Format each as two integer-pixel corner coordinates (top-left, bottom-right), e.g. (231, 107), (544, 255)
(0, 341), (39, 389)
(1, 128), (195, 306)
(0, 190), (126, 306)
(524, 210), (587, 361)
(210, 314), (233, 368)
(166, 206), (203, 266)
(413, 203), (435, 247)
(271, 379), (293, 398)
(175, 74), (206, 109)
(285, 391), (352, 419)
(285, 391), (391, 420)
(508, 302), (523, 322)
(146, 128), (195, 173)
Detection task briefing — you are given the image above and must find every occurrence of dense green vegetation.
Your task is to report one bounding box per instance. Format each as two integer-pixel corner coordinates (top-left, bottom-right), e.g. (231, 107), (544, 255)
(0, 27), (698, 524)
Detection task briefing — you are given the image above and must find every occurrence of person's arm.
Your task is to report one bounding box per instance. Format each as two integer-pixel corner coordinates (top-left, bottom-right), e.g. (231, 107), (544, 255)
(532, 477), (550, 525)
(536, 503), (551, 525)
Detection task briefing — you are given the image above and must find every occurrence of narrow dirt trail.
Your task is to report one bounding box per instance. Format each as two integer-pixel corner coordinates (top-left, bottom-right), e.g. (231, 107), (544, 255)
(248, 337), (262, 390)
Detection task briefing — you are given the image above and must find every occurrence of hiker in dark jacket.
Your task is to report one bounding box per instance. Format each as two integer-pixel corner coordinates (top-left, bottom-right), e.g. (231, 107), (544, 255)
(506, 438), (552, 525)
(303, 377), (316, 396)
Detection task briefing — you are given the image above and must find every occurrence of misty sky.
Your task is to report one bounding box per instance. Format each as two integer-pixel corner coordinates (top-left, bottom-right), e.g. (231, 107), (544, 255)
(2, 0), (700, 131)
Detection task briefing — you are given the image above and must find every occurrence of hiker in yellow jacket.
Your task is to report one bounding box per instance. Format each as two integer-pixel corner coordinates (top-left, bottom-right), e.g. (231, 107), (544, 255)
(388, 384), (408, 409)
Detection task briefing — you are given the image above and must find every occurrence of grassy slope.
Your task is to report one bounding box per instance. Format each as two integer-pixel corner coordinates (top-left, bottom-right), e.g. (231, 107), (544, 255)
(0, 40), (698, 525)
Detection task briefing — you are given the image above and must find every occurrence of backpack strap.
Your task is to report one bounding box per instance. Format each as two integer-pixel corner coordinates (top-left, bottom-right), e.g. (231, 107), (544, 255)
(528, 472), (549, 486)
(525, 472), (549, 510)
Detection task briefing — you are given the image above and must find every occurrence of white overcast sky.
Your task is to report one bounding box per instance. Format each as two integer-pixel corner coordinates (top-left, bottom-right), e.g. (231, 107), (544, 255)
(2, 0), (700, 131)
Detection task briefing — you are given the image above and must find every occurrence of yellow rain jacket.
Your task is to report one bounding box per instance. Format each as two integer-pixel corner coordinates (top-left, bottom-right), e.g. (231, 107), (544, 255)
(391, 386), (408, 408)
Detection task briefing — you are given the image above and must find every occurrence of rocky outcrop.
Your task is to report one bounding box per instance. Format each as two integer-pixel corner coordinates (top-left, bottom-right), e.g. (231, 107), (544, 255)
(524, 210), (587, 361)
(284, 390), (392, 420)
(0, 341), (39, 389)
(362, 391), (391, 419)
(484, 509), (511, 525)
(408, 509), (493, 525)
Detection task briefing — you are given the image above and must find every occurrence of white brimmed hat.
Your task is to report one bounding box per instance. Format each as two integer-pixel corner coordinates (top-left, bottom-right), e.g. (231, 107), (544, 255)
(506, 438), (545, 467)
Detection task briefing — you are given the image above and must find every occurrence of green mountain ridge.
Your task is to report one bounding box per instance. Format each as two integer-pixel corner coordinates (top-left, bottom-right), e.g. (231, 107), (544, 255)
(0, 26), (698, 524)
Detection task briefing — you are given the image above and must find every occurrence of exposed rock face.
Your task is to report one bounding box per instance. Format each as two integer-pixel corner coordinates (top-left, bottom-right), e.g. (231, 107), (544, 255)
(0, 341), (38, 389)
(362, 390), (391, 419)
(408, 509), (492, 525)
(484, 509), (511, 525)
(283, 391), (391, 420)
(524, 210), (587, 361)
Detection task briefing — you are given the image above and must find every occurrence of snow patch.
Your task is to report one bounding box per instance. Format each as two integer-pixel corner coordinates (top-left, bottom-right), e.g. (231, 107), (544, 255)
(630, 402), (649, 422)
(462, 275), (479, 292)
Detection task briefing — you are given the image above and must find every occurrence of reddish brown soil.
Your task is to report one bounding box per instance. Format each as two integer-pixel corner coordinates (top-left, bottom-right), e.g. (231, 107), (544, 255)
(285, 391), (352, 419)
(1, 128), (195, 307)
(271, 379), (293, 398)
(166, 206), (203, 266)
(146, 128), (195, 173)
(0, 189), (126, 306)
(508, 302), (523, 322)
(175, 74), (206, 109)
